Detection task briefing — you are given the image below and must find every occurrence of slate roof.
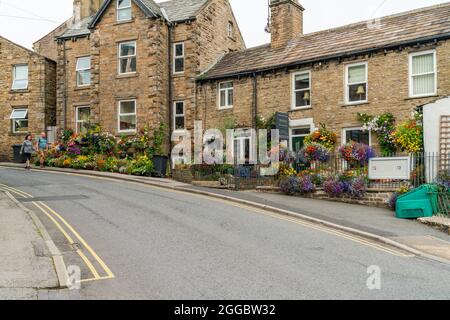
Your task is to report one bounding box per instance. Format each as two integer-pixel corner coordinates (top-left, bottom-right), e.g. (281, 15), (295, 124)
(58, 16), (93, 39)
(199, 2), (450, 80)
(58, 0), (210, 39)
(159, 0), (209, 22)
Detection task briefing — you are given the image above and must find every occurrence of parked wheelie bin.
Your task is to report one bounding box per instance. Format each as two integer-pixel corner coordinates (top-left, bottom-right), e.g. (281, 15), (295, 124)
(396, 185), (434, 219)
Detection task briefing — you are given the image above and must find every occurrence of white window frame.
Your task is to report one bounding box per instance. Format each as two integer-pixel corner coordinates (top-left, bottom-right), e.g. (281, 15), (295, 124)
(409, 50), (437, 98)
(345, 62), (368, 105)
(75, 106), (91, 133)
(12, 64), (29, 90)
(10, 108), (29, 134)
(173, 42), (185, 74)
(233, 129), (256, 164)
(173, 101), (185, 132)
(218, 81), (234, 110)
(342, 127), (372, 146)
(118, 41), (137, 75)
(118, 99), (137, 133)
(228, 22), (234, 38)
(117, 0), (132, 22)
(76, 56), (91, 87)
(291, 70), (312, 110)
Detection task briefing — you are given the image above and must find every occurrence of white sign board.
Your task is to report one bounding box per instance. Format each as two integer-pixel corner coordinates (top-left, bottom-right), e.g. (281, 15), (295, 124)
(369, 157), (411, 180)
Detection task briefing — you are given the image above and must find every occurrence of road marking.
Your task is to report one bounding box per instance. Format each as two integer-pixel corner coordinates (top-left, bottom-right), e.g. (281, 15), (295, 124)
(0, 184), (114, 282)
(32, 202), (100, 279)
(0, 170), (413, 258)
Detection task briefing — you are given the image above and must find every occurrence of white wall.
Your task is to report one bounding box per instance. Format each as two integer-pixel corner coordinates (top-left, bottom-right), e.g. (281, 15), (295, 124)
(423, 97), (450, 182)
(423, 97), (450, 154)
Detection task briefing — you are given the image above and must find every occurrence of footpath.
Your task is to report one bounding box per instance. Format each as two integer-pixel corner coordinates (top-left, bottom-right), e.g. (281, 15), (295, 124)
(0, 191), (59, 299)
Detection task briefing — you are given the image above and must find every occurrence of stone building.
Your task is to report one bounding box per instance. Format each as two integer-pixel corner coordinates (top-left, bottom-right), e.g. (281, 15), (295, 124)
(33, 0), (244, 153)
(196, 0), (450, 155)
(0, 36), (56, 161)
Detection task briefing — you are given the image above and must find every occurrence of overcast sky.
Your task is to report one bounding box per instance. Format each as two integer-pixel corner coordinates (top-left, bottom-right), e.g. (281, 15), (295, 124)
(0, 0), (447, 49)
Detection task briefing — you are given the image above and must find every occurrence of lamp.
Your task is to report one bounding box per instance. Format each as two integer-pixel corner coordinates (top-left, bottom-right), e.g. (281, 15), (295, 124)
(356, 85), (366, 100)
(303, 91), (311, 102)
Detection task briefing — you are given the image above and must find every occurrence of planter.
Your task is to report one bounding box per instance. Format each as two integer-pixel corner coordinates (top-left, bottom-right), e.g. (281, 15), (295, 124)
(152, 155), (168, 178)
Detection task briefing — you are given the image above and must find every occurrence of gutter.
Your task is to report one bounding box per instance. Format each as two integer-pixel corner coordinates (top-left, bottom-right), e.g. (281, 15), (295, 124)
(197, 32), (450, 82)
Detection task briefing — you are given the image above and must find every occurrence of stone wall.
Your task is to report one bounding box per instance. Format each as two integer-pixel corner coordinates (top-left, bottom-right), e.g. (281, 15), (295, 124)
(257, 186), (392, 208)
(196, 40), (450, 151)
(0, 37), (56, 161)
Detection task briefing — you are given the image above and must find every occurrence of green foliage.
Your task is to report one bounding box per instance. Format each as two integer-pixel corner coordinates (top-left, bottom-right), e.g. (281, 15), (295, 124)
(304, 123), (337, 150)
(392, 119), (423, 153)
(130, 155), (154, 176)
(149, 123), (167, 156)
(357, 112), (397, 155)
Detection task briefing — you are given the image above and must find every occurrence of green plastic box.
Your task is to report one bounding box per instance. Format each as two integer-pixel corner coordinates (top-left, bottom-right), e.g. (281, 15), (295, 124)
(395, 185), (434, 219)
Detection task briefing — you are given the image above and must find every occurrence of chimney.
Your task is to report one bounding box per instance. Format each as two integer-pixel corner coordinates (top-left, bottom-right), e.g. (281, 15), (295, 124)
(269, 0), (304, 49)
(73, 0), (103, 23)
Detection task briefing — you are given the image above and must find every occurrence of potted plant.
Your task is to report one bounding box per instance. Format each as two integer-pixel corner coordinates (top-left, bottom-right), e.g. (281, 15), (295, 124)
(150, 123), (168, 178)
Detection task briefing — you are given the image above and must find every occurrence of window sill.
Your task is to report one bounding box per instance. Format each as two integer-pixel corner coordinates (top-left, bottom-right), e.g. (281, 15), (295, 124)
(289, 106), (312, 112)
(118, 131), (137, 136)
(113, 19), (135, 26)
(74, 85), (92, 91)
(172, 72), (185, 78)
(218, 106), (233, 111)
(405, 94), (439, 101)
(342, 101), (370, 107)
(8, 132), (28, 137)
(116, 73), (139, 79)
(9, 89), (30, 94)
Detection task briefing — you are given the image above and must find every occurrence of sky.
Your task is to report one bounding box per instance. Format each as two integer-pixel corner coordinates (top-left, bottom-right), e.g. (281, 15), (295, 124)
(0, 0), (447, 49)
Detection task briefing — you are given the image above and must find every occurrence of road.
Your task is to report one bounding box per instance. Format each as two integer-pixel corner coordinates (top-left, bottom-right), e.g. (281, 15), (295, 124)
(0, 167), (449, 299)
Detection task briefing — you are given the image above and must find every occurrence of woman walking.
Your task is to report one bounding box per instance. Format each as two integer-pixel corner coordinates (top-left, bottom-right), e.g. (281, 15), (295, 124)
(20, 134), (35, 170)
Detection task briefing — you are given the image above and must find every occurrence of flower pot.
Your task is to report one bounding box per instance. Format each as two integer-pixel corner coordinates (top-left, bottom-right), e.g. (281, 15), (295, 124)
(152, 155), (168, 178)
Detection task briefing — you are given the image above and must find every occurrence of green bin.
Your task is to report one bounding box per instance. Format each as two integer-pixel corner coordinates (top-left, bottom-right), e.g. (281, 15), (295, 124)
(396, 185), (434, 219)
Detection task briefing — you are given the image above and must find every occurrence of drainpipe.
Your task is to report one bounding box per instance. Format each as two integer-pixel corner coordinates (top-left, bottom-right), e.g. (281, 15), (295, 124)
(166, 21), (173, 164)
(252, 73), (258, 129)
(63, 40), (68, 130)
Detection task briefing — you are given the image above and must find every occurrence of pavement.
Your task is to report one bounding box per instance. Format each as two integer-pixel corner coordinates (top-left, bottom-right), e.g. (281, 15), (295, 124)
(0, 164), (449, 299)
(0, 191), (59, 300)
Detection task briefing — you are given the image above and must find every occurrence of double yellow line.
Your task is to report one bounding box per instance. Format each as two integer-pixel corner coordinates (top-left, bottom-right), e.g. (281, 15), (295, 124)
(0, 183), (114, 283)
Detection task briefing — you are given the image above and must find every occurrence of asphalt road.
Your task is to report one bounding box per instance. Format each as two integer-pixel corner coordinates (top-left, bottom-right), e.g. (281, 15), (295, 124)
(0, 167), (449, 300)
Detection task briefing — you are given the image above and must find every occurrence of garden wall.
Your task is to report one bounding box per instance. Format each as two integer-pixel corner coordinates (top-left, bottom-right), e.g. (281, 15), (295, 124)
(172, 167), (194, 184)
(257, 186), (392, 208)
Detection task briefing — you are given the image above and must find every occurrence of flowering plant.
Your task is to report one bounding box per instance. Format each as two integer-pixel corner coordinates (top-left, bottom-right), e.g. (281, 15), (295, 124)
(280, 176), (300, 196)
(339, 143), (376, 165)
(298, 143), (330, 163)
(392, 119), (423, 153)
(304, 124), (337, 150)
(357, 112), (397, 155)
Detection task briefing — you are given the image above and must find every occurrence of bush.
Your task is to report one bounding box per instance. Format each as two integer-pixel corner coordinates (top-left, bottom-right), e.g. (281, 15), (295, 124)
(347, 177), (367, 198)
(298, 175), (316, 194)
(280, 176), (300, 196)
(130, 155), (154, 176)
(323, 178), (348, 197)
(437, 170), (450, 191)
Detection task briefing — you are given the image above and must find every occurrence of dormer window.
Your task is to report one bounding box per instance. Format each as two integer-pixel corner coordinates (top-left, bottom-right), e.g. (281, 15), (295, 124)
(117, 0), (132, 21)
